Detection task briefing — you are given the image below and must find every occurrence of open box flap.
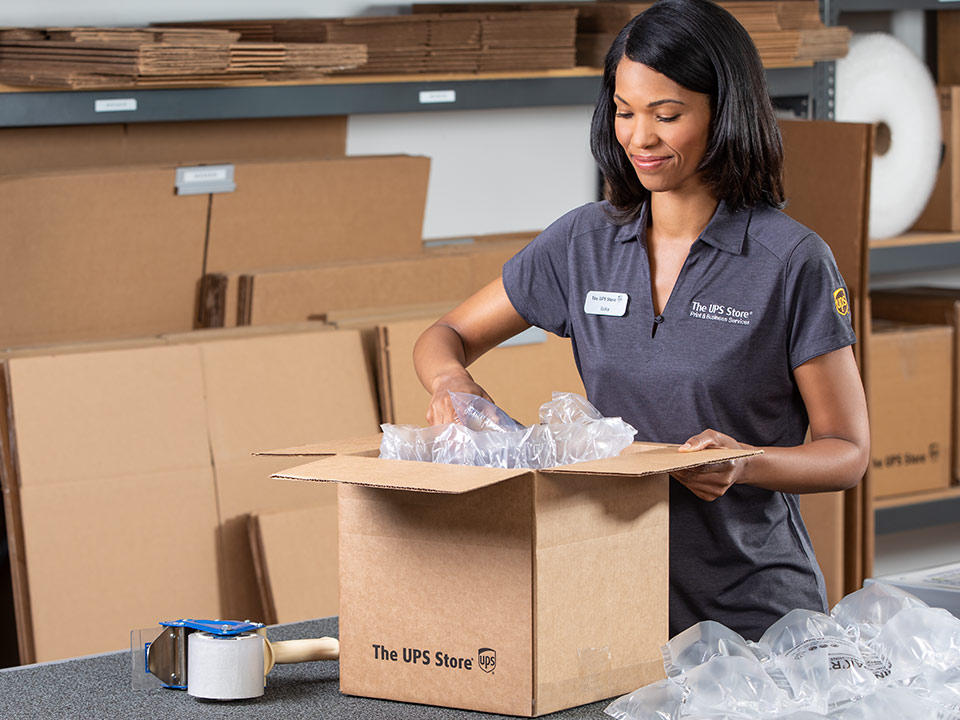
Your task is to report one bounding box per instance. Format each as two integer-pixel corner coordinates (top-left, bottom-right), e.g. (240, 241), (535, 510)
(272, 454), (531, 494)
(543, 445), (763, 477)
(256, 434), (383, 458)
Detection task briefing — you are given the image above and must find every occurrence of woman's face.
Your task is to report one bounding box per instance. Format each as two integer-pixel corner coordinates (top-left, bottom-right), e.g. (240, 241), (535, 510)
(613, 58), (713, 196)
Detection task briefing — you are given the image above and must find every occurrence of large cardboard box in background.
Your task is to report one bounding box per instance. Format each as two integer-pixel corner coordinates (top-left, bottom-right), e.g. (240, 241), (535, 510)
(205, 155), (430, 273)
(867, 321), (952, 499)
(913, 87), (960, 232)
(871, 287), (960, 482)
(267, 440), (758, 716)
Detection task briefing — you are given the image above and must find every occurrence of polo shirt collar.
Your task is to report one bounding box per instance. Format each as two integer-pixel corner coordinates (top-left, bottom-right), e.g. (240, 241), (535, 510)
(613, 198), (751, 256)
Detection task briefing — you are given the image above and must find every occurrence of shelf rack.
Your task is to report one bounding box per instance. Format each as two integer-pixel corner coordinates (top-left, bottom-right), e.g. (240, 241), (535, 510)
(0, 65), (818, 128)
(875, 486), (960, 534)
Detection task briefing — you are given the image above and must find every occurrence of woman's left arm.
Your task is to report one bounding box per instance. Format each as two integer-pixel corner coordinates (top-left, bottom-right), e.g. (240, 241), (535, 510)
(672, 345), (869, 501)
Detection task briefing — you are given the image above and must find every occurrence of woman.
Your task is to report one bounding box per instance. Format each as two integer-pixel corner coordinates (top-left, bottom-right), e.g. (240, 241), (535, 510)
(413, 0), (869, 641)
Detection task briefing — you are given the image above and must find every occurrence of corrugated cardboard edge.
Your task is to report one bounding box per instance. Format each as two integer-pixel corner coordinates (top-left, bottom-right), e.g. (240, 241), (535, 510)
(529, 469), (539, 717)
(855, 124), (874, 590)
(237, 275), (253, 326)
(247, 513), (278, 626)
(376, 325), (395, 425)
(0, 361), (34, 664)
(196, 273), (228, 329)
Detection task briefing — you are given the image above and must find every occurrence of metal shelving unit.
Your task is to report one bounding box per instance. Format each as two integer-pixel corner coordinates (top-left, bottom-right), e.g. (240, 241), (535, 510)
(0, 66), (817, 128)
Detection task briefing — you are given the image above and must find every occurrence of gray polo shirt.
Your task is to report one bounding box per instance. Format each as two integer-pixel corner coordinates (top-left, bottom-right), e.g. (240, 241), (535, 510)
(502, 199), (856, 641)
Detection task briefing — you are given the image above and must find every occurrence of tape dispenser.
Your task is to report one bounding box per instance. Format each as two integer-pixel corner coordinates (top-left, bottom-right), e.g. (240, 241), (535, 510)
(131, 619), (339, 700)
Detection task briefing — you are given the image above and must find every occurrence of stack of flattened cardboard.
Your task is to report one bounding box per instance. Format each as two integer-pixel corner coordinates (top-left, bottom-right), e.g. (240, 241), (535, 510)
(229, 237), (534, 329)
(414, 1), (848, 68)
(160, 10), (578, 74)
(0, 324), (380, 663)
(0, 26), (366, 88)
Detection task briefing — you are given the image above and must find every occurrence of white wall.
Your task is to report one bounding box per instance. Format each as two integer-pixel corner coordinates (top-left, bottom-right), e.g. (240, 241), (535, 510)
(0, 0), (597, 239)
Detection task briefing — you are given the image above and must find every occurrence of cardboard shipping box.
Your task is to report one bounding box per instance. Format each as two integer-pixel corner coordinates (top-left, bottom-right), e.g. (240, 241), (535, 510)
(265, 439), (758, 716)
(871, 287), (960, 481)
(913, 87), (960, 232)
(867, 321), (953, 499)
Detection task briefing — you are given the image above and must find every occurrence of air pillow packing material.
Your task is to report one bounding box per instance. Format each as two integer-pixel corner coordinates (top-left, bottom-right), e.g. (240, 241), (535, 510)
(836, 33), (941, 241)
(606, 582), (960, 720)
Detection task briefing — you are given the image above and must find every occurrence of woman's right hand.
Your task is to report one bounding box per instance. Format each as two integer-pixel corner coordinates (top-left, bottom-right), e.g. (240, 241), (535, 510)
(426, 370), (494, 426)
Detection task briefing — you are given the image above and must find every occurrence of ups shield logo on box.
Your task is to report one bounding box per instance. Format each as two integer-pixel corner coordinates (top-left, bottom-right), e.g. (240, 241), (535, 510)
(478, 648), (496, 674)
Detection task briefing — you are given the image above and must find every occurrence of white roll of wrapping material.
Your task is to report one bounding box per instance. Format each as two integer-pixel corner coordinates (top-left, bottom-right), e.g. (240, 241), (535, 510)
(187, 631), (265, 700)
(835, 32), (941, 240)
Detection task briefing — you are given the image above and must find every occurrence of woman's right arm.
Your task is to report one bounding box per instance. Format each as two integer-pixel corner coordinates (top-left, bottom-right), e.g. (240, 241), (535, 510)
(414, 276), (530, 425)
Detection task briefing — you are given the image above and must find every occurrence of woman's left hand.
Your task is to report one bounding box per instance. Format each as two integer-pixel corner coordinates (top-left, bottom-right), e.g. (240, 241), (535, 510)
(672, 429), (751, 502)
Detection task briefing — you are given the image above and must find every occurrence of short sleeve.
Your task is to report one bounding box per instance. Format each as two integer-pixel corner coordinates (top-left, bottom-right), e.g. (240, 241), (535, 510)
(501, 211), (574, 338)
(784, 233), (857, 369)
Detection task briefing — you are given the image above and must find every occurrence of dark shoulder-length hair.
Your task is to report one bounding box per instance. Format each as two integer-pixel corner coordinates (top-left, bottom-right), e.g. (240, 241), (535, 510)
(590, 0), (785, 220)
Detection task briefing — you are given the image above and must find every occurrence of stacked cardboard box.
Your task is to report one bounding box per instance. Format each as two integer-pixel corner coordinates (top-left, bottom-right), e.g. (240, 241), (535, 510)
(871, 287), (960, 488)
(866, 321), (953, 499)
(161, 10), (578, 74)
(414, 1), (848, 68)
(0, 26), (366, 88)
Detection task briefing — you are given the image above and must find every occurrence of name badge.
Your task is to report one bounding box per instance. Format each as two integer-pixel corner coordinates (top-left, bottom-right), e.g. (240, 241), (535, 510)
(584, 290), (628, 317)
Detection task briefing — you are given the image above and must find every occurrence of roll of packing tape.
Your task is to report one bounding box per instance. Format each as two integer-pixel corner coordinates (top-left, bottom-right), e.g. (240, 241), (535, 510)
(187, 631), (265, 700)
(835, 32), (941, 240)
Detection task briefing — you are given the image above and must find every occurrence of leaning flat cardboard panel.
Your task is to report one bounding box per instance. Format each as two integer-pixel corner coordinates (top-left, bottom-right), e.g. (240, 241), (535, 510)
(868, 321), (952, 499)
(378, 316), (584, 426)
(799, 491), (846, 607)
(0, 116), (346, 176)
(270, 439), (758, 716)
(206, 155), (429, 273)
(914, 87), (960, 232)
(780, 118), (873, 592)
(249, 504), (339, 625)
(0, 166), (208, 350)
(239, 252), (475, 326)
(198, 329), (379, 621)
(5, 345), (220, 662)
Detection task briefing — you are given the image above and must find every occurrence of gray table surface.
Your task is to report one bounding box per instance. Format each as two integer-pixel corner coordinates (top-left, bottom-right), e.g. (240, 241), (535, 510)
(0, 617), (615, 719)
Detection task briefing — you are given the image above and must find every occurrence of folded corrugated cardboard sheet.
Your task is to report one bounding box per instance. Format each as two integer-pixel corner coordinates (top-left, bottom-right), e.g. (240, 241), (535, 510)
(0, 115), (432, 351)
(266, 439), (759, 716)
(0, 325), (379, 663)
(781, 119), (873, 594)
(233, 238), (529, 327)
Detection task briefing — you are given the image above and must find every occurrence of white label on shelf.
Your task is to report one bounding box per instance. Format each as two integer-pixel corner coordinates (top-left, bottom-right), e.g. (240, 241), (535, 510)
(94, 98), (138, 113)
(182, 167), (229, 184)
(419, 90), (457, 104)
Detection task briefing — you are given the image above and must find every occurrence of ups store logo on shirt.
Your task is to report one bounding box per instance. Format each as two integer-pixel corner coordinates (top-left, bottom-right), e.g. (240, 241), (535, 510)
(833, 288), (849, 316)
